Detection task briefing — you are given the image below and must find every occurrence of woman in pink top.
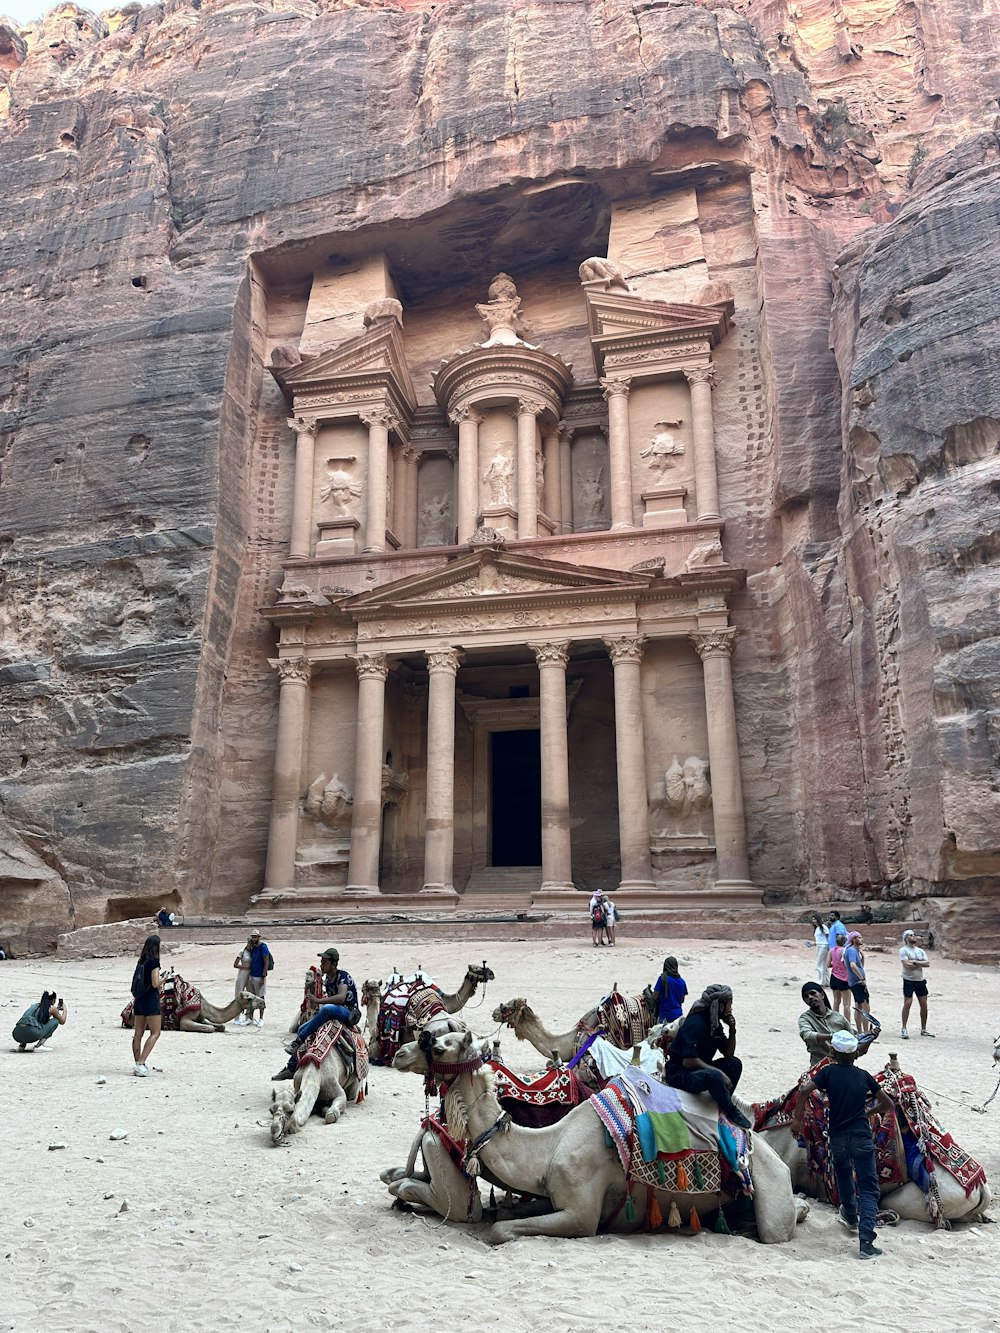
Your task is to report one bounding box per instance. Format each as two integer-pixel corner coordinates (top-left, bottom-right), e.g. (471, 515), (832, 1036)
(828, 930), (853, 1027)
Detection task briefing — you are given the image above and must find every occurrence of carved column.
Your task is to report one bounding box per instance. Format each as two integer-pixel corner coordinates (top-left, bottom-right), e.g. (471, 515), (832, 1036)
(558, 423), (573, 534)
(604, 635), (655, 890)
(423, 646), (462, 893)
(395, 444), (418, 549)
(600, 377), (635, 530)
(264, 656), (312, 889)
(451, 406), (482, 544)
(516, 397), (542, 539)
(541, 423), (562, 528)
(685, 366), (721, 522)
(690, 628), (751, 886)
(532, 642), (574, 890)
(287, 417), (317, 560)
(346, 652), (389, 893)
(361, 407), (397, 553)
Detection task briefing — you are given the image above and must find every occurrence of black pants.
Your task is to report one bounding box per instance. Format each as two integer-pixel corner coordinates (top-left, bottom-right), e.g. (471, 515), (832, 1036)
(666, 1056), (743, 1114)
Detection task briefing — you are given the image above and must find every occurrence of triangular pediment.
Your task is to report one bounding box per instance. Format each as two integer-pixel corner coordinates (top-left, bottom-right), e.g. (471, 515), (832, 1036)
(343, 549), (651, 615)
(584, 288), (729, 344)
(271, 319), (417, 413)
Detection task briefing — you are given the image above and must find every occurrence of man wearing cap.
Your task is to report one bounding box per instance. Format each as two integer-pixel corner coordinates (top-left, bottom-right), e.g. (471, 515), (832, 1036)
(798, 982), (854, 1067)
(900, 929), (933, 1039)
(790, 1029), (894, 1260)
(236, 930), (272, 1028)
(272, 948), (359, 1081)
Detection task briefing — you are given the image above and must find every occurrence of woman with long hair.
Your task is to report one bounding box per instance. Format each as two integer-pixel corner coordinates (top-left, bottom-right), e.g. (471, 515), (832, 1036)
(809, 912), (830, 985)
(131, 934), (162, 1077)
(12, 991), (67, 1051)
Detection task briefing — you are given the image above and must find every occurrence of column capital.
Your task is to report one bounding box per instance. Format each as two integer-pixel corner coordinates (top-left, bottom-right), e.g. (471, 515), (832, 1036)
(349, 651), (389, 681)
(360, 406), (400, 433)
(684, 364), (717, 388)
(287, 416), (317, 439)
(517, 396), (545, 418)
(426, 645), (463, 675)
(399, 443), (419, 465)
(541, 419), (569, 443)
(603, 634), (646, 665)
(600, 376), (632, 401)
(270, 655), (312, 685)
(531, 641), (570, 669)
(690, 627), (737, 660)
(449, 404), (484, 427)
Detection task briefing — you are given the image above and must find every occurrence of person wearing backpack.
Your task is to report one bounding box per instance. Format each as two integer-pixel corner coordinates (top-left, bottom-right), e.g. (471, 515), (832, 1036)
(130, 934), (163, 1077)
(589, 890), (608, 947)
(238, 929), (272, 1028)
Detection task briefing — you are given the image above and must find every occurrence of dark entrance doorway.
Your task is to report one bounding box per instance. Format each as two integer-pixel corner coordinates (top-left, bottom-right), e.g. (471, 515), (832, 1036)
(491, 728), (542, 866)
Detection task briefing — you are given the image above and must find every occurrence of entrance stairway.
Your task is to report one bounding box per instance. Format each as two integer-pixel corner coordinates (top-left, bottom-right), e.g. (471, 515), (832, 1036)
(462, 866), (539, 903)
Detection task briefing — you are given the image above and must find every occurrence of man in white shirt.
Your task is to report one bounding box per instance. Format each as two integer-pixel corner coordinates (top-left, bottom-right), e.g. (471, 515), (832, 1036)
(899, 928), (933, 1039)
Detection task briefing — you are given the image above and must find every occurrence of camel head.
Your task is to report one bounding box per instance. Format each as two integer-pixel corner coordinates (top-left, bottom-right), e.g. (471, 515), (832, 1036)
(492, 997), (529, 1028)
(466, 962), (495, 987)
(241, 989), (265, 1012)
(270, 1084), (299, 1144)
(361, 979), (382, 1006)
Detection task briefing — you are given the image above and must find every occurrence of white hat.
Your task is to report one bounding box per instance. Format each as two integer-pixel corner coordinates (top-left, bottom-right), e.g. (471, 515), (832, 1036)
(902, 929), (916, 941)
(831, 1031), (859, 1054)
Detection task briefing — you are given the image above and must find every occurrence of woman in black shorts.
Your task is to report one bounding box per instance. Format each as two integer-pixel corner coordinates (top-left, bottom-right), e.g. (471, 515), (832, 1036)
(828, 931), (852, 1027)
(131, 934), (162, 1077)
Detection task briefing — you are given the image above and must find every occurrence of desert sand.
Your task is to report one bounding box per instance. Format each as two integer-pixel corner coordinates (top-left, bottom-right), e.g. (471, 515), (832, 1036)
(1, 930), (998, 1333)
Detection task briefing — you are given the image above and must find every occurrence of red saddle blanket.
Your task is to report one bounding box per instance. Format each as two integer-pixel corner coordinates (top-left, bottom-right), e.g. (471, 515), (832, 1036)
(373, 979), (446, 1066)
(299, 1020), (370, 1086)
(120, 974), (202, 1030)
(489, 1060), (589, 1128)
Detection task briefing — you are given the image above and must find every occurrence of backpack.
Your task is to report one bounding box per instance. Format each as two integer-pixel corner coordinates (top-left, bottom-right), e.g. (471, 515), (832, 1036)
(267, 949), (275, 972)
(130, 960), (145, 998)
(591, 904), (606, 927)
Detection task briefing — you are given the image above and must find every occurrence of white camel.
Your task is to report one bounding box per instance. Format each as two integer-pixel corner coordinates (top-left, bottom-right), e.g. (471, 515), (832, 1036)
(387, 1028), (807, 1244)
(269, 1029), (368, 1143)
(122, 974), (259, 1033)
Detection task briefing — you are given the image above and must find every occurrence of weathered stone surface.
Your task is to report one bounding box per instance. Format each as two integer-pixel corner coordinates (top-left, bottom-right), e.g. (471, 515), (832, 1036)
(0, 0), (997, 955)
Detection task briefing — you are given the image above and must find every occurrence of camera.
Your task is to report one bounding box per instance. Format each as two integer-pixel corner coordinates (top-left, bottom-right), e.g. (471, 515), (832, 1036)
(57, 997), (63, 1007)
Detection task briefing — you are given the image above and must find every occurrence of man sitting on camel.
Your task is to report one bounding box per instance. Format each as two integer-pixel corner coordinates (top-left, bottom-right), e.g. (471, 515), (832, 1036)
(662, 983), (752, 1130)
(273, 947), (361, 1081)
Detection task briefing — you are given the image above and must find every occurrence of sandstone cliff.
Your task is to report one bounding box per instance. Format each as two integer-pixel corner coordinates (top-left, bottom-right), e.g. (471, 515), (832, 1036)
(1, 0), (997, 956)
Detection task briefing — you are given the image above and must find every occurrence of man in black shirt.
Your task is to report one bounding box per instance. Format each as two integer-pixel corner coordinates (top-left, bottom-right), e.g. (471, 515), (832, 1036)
(662, 983), (752, 1130)
(272, 947), (361, 1081)
(790, 1029), (894, 1259)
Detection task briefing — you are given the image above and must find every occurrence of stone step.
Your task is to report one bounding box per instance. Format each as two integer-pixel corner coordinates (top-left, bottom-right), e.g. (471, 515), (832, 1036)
(464, 866), (541, 895)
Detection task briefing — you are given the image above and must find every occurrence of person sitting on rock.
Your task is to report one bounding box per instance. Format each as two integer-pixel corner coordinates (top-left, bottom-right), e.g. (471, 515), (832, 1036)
(662, 983), (752, 1129)
(13, 991), (67, 1051)
(272, 947), (360, 1081)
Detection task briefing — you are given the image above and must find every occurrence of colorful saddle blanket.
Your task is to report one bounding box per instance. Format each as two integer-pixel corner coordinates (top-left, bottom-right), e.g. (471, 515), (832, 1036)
(120, 974), (202, 1030)
(752, 1062), (986, 1205)
(298, 1020), (370, 1087)
(373, 978), (446, 1066)
(590, 990), (652, 1050)
(489, 1060), (589, 1128)
(591, 1068), (752, 1197)
(296, 967), (325, 1026)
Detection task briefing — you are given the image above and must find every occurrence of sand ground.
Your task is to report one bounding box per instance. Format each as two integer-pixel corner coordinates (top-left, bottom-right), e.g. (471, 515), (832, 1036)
(1, 931), (998, 1333)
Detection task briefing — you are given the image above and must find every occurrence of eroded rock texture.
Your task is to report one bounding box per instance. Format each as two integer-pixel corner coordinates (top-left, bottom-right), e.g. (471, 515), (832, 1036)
(0, 0), (997, 955)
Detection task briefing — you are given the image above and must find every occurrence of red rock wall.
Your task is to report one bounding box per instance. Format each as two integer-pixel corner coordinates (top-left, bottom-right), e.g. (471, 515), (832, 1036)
(1, 0), (997, 954)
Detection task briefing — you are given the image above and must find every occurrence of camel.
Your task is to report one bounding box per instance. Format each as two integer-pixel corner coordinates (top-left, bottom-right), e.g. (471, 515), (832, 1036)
(367, 963), (495, 1065)
(387, 1028), (806, 1244)
(121, 973), (259, 1033)
(755, 1066), (992, 1226)
(492, 988), (660, 1064)
(270, 1024), (369, 1143)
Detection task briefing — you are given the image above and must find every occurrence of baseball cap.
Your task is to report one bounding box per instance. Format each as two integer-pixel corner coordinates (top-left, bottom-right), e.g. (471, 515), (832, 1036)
(318, 947), (340, 963)
(831, 1031), (859, 1054)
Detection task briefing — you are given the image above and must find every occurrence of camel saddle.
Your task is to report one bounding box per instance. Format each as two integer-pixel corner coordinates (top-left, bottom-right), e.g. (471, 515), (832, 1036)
(373, 977), (447, 1066)
(297, 1019), (370, 1085)
(120, 973), (202, 1031)
(489, 1060), (591, 1128)
(587, 989), (652, 1050)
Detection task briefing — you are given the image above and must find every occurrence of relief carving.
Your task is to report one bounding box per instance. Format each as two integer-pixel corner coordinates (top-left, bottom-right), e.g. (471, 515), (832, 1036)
(651, 755), (713, 838)
(578, 256), (630, 292)
(319, 458), (362, 515)
(685, 537), (725, 571)
(579, 467), (606, 525)
(476, 272), (527, 346)
(420, 492), (453, 546)
(639, 420), (685, 472)
(484, 449), (514, 506)
(303, 773), (354, 830)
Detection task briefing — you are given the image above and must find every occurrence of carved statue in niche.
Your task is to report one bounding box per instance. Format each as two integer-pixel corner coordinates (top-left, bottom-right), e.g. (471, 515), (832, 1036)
(579, 466), (605, 524)
(685, 536), (724, 571)
(639, 420), (685, 472)
(578, 256), (630, 292)
(475, 272), (527, 346)
(535, 448), (545, 499)
(319, 458), (362, 516)
(484, 449), (514, 506)
(303, 773), (354, 831)
(420, 492), (452, 545)
(651, 755), (713, 839)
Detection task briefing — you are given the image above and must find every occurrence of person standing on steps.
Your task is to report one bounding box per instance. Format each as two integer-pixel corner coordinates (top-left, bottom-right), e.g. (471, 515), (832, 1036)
(790, 1030), (894, 1260)
(589, 890), (608, 947)
(662, 983), (752, 1130)
(899, 929), (934, 1039)
(130, 934), (162, 1077)
(603, 896), (619, 946)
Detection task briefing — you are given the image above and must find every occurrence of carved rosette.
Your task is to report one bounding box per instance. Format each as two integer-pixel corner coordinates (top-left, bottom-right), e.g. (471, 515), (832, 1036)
(684, 365), (717, 389)
(603, 635), (646, 665)
(426, 646), (463, 675)
(599, 376), (632, 401)
(689, 628), (737, 660)
(350, 652), (389, 681)
(360, 407), (400, 433)
(517, 396), (546, 418)
(531, 641), (570, 669)
(287, 416), (316, 440)
(272, 656), (312, 686)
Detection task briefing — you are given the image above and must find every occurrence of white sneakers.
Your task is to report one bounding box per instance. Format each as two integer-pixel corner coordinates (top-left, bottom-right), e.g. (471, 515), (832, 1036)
(234, 1014), (249, 1027)
(134, 1063), (149, 1077)
(901, 1027), (908, 1039)
(252, 1017), (263, 1029)
(920, 1029), (935, 1038)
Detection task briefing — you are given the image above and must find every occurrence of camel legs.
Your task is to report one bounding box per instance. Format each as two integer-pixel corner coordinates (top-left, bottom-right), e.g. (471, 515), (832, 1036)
(384, 1132), (483, 1223)
(178, 1018), (224, 1033)
(322, 1079), (349, 1124)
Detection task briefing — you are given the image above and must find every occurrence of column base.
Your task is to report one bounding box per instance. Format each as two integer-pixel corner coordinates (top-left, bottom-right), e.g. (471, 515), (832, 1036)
(618, 878), (657, 892)
(420, 883), (461, 900)
(713, 879), (758, 895)
(343, 884), (381, 895)
(540, 879), (575, 892)
(696, 510), (722, 522)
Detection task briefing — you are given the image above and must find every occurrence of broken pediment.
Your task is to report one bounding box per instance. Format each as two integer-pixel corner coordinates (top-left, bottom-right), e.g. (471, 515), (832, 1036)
(582, 285), (731, 379)
(342, 549), (651, 616)
(270, 316), (417, 421)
